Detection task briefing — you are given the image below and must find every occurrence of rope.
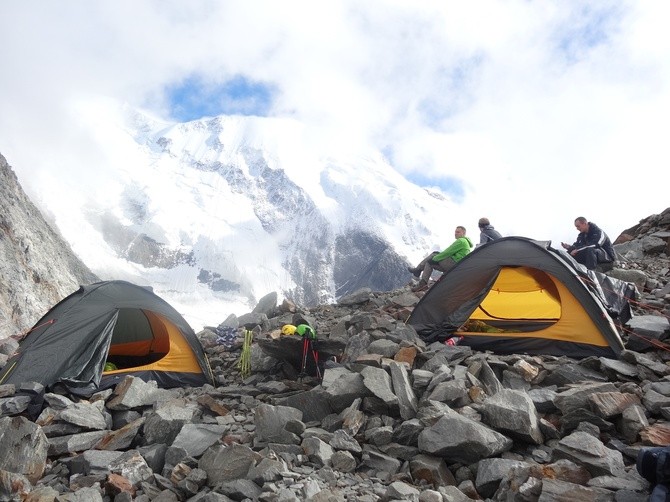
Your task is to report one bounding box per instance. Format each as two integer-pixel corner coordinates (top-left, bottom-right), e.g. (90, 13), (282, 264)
(579, 274), (670, 352)
(237, 329), (253, 378)
(581, 274), (670, 322)
(10, 319), (55, 341)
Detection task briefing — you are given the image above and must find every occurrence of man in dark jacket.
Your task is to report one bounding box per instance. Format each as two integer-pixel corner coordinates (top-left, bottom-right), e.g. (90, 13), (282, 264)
(561, 217), (615, 270)
(477, 217), (502, 247)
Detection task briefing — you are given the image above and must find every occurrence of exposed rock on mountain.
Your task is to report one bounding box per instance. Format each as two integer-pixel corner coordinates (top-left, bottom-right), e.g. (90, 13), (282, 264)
(613, 208), (670, 304)
(0, 153), (98, 340)
(8, 111), (455, 328)
(0, 209), (668, 500)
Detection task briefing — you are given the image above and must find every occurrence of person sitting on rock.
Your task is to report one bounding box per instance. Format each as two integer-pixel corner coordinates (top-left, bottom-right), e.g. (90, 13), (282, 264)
(561, 216), (615, 271)
(408, 226), (474, 290)
(477, 217), (502, 247)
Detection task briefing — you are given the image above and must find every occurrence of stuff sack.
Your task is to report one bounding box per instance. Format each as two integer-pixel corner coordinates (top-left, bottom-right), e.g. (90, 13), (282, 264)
(637, 447), (670, 501)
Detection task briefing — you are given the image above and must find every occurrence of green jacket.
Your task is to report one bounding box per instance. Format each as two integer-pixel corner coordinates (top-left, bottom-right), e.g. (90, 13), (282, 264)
(433, 237), (473, 263)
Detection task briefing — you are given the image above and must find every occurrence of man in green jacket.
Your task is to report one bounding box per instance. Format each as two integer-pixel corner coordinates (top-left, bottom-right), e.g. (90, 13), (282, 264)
(408, 226), (474, 290)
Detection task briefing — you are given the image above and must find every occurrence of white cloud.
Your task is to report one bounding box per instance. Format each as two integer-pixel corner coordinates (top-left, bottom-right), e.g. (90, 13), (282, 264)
(1, 0), (668, 248)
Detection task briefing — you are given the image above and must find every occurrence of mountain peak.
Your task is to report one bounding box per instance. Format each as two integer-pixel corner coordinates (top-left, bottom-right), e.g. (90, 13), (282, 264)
(5, 105), (459, 331)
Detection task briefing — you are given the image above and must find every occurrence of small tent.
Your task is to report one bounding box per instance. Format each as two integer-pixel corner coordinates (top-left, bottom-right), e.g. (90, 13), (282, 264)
(0, 280), (214, 394)
(408, 237), (635, 358)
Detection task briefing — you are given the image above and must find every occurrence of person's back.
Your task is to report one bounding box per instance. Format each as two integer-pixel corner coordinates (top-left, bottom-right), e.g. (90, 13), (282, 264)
(477, 217), (502, 247)
(583, 221), (615, 262)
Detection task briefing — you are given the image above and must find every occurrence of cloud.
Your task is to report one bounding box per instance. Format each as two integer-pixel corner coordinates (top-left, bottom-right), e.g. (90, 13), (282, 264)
(1, 0), (668, 246)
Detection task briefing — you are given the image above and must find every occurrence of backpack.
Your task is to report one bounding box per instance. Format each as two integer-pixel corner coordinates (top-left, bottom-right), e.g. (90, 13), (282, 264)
(637, 447), (670, 501)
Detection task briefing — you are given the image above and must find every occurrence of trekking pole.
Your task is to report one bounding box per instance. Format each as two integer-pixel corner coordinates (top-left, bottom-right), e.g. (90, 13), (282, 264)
(300, 337), (309, 377)
(309, 339), (322, 380)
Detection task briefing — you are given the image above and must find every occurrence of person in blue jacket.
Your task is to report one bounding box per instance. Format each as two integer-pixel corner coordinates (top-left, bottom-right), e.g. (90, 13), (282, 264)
(561, 217), (615, 270)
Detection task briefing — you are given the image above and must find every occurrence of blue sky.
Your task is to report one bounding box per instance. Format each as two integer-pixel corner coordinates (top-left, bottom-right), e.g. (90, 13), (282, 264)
(166, 75), (275, 121)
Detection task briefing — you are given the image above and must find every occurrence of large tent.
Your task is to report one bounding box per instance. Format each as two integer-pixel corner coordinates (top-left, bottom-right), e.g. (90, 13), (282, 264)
(408, 237), (635, 358)
(0, 280), (214, 394)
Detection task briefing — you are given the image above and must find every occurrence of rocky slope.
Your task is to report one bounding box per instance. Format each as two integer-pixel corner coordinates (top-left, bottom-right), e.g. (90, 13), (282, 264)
(0, 153), (98, 341)
(0, 210), (668, 501)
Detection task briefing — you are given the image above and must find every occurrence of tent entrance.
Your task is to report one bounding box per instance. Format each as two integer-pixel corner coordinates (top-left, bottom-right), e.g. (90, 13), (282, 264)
(457, 267), (562, 335)
(104, 308), (169, 370)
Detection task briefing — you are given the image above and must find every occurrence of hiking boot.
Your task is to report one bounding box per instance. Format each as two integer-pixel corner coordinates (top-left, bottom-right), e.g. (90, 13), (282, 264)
(411, 279), (427, 292)
(407, 266), (421, 278)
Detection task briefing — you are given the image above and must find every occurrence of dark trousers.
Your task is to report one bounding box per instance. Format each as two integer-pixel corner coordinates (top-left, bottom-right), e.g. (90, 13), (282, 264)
(574, 247), (611, 270)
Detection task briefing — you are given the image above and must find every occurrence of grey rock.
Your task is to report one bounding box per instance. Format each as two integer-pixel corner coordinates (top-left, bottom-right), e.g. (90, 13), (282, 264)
(475, 458), (532, 498)
(48, 430), (108, 456)
(0, 416), (48, 484)
(108, 450), (155, 487)
(215, 478), (263, 500)
(302, 436), (334, 466)
(171, 423), (228, 457)
(198, 443), (260, 486)
(0, 395), (32, 416)
(389, 362), (418, 420)
(254, 403), (303, 443)
(273, 387), (332, 423)
(329, 429), (362, 453)
(0, 153), (98, 340)
(59, 401), (108, 430)
(331, 450), (357, 472)
(409, 454), (456, 489)
(143, 399), (199, 445)
(106, 376), (171, 410)
(338, 288), (373, 306)
(252, 291), (277, 316)
(539, 478), (616, 501)
(626, 315), (670, 351)
(553, 382), (618, 414)
(418, 407), (513, 464)
(367, 339), (400, 358)
(360, 366), (399, 410)
(552, 431), (625, 477)
(326, 371), (372, 413)
(481, 388), (544, 444)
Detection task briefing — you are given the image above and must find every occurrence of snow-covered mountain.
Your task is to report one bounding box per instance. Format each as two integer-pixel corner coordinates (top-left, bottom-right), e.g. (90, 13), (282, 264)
(14, 103), (458, 331)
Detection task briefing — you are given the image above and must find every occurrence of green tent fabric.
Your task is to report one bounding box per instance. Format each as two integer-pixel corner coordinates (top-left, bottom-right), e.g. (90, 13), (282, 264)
(0, 280), (214, 395)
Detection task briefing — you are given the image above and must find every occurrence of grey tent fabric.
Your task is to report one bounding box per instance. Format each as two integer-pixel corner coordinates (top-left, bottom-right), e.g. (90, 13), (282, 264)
(0, 280), (214, 394)
(408, 237), (635, 358)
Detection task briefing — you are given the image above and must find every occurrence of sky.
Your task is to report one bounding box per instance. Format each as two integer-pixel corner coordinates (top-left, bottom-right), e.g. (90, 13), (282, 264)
(1, 1), (669, 248)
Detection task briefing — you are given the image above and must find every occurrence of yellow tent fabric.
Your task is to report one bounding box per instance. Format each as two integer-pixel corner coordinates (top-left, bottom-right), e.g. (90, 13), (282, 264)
(460, 268), (610, 347)
(470, 267), (561, 321)
(104, 310), (203, 375)
(407, 237), (629, 358)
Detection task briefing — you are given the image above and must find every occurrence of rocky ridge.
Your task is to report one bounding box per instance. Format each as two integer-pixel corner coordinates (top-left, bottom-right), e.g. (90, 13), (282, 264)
(0, 209), (668, 501)
(0, 153), (99, 341)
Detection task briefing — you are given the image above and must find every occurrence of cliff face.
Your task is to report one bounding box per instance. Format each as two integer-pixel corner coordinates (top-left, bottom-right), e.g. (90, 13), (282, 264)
(0, 153), (98, 339)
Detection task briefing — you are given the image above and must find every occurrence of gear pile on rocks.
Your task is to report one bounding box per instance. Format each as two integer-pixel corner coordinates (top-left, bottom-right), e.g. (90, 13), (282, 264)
(0, 209), (669, 502)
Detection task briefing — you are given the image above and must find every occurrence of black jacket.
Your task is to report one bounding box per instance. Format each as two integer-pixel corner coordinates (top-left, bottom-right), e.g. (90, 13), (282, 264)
(569, 222), (615, 262)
